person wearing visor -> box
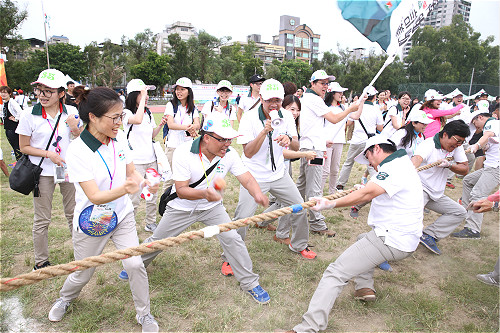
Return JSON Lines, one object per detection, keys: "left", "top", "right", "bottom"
{"left": 121, "top": 112, "right": 272, "bottom": 305}
{"left": 201, "top": 80, "right": 237, "bottom": 127}
{"left": 289, "top": 135, "right": 423, "bottom": 333}
{"left": 16, "top": 69, "right": 81, "bottom": 271}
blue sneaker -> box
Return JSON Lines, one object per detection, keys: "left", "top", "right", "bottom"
{"left": 378, "top": 261, "right": 393, "bottom": 272}
{"left": 118, "top": 270, "right": 129, "bottom": 280}
{"left": 247, "top": 285, "right": 270, "bottom": 304}
{"left": 420, "top": 234, "right": 441, "bottom": 255}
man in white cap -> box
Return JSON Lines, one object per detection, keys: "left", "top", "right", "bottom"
{"left": 411, "top": 120, "right": 470, "bottom": 255}
{"left": 336, "top": 86, "right": 383, "bottom": 191}
{"left": 122, "top": 111, "right": 272, "bottom": 304}
{"left": 237, "top": 74, "right": 265, "bottom": 122}
{"left": 298, "top": 70, "right": 365, "bottom": 237}
{"left": 452, "top": 110, "right": 499, "bottom": 239}
{"left": 230, "top": 78, "right": 316, "bottom": 262}
{"left": 289, "top": 135, "right": 423, "bottom": 333}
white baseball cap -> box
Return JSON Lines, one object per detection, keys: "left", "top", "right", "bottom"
{"left": 468, "top": 109, "right": 490, "bottom": 133}
{"left": 407, "top": 109, "right": 434, "bottom": 124}
{"left": 327, "top": 82, "right": 348, "bottom": 93}
{"left": 477, "top": 100, "right": 490, "bottom": 111}
{"left": 202, "top": 111, "right": 240, "bottom": 139}
{"left": 260, "top": 79, "right": 284, "bottom": 101}
{"left": 31, "top": 69, "right": 67, "bottom": 89}
{"left": 126, "top": 79, "right": 155, "bottom": 93}
{"left": 363, "top": 86, "right": 378, "bottom": 97}
{"left": 449, "top": 88, "right": 464, "bottom": 98}
{"left": 424, "top": 89, "right": 444, "bottom": 101}
{"left": 216, "top": 80, "right": 233, "bottom": 91}
{"left": 173, "top": 77, "right": 193, "bottom": 89}
{"left": 354, "top": 135, "right": 397, "bottom": 165}
{"left": 310, "top": 70, "right": 335, "bottom": 82}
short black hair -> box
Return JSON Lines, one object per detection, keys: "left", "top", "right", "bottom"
{"left": 366, "top": 140, "right": 397, "bottom": 155}
{"left": 66, "top": 81, "right": 74, "bottom": 85}
{"left": 440, "top": 120, "right": 470, "bottom": 139}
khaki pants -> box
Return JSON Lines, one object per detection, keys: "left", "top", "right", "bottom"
{"left": 164, "top": 147, "right": 176, "bottom": 187}
{"left": 423, "top": 191, "right": 467, "bottom": 240}
{"left": 129, "top": 161, "right": 158, "bottom": 226}
{"left": 59, "top": 212, "right": 151, "bottom": 316}
{"left": 322, "top": 143, "right": 344, "bottom": 195}
{"left": 33, "top": 176, "right": 75, "bottom": 266}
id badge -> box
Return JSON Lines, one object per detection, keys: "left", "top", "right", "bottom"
{"left": 54, "top": 164, "right": 69, "bottom": 183}
{"left": 79, "top": 202, "right": 118, "bottom": 237}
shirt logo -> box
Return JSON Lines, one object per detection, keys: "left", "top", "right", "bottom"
{"left": 376, "top": 172, "right": 389, "bottom": 180}
{"left": 118, "top": 150, "right": 125, "bottom": 161}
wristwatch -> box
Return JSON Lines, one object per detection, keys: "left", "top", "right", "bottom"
{"left": 493, "top": 202, "right": 499, "bottom": 212}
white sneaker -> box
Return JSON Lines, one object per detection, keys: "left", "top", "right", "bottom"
{"left": 48, "top": 298, "right": 70, "bottom": 322}
{"left": 144, "top": 223, "right": 157, "bottom": 232}
{"left": 476, "top": 272, "right": 499, "bottom": 286}
{"left": 136, "top": 313, "right": 159, "bottom": 332}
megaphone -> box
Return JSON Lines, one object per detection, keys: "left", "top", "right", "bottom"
{"left": 269, "top": 110, "right": 284, "bottom": 129}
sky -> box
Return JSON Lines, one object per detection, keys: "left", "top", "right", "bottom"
{"left": 15, "top": 0, "right": 500, "bottom": 57}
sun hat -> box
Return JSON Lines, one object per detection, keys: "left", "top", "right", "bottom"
{"left": 260, "top": 79, "right": 285, "bottom": 101}
{"left": 424, "top": 89, "right": 444, "bottom": 101}
{"left": 202, "top": 111, "right": 239, "bottom": 139}
{"left": 216, "top": 80, "right": 233, "bottom": 91}
{"left": 327, "top": 82, "right": 348, "bottom": 93}
{"left": 126, "top": 79, "right": 155, "bottom": 94}
{"left": 310, "top": 70, "right": 335, "bottom": 82}
{"left": 449, "top": 88, "right": 464, "bottom": 98}
{"left": 31, "top": 69, "right": 67, "bottom": 89}
{"left": 354, "top": 135, "right": 397, "bottom": 165}
{"left": 173, "top": 77, "right": 193, "bottom": 89}
{"left": 407, "top": 109, "right": 434, "bottom": 124}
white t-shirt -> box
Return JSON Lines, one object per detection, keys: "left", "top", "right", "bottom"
{"left": 349, "top": 102, "right": 384, "bottom": 144}
{"left": 16, "top": 104, "right": 79, "bottom": 176}
{"left": 414, "top": 135, "right": 467, "bottom": 200}
{"left": 201, "top": 100, "right": 237, "bottom": 122}
{"left": 15, "top": 95, "right": 29, "bottom": 110}
{"left": 482, "top": 118, "right": 499, "bottom": 168}
{"left": 390, "top": 128, "right": 426, "bottom": 158}
{"left": 368, "top": 150, "right": 423, "bottom": 252}
{"left": 324, "top": 104, "right": 348, "bottom": 144}
{"left": 238, "top": 95, "right": 260, "bottom": 113}
{"left": 446, "top": 103, "right": 471, "bottom": 123}
{"left": 123, "top": 109, "right": 157, "bottom": 164}
{"left": 66, "top": 129, "right": 134, "bottom": 231}
{"left": 164, "top": 102, "right": 199, "bottom": 148}
{"left": 381, "top": 104, "right": 404, "bottom": 138}
{"left": 168, "top": 139, "right": 248, "bottom": 211}
{"left": 299, "top": 90, "right": 332, "bottom": 151}
{"left": 237, "top": 107, "right": 298, "bottom": 182}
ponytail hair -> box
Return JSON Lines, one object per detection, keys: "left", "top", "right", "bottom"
{"left": 74, "top": 87, "right": 121, "bottom": 123}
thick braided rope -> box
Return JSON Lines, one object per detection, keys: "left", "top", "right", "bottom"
{"left": 1, "top": 148, "right": 470, "bottom": 292}
{"left": 0, "top": 188, "right": 356, "bottom": 292}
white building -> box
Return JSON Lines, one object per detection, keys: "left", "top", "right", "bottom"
{"left": 156, "top": 21, "right": 198, "bottom": 55}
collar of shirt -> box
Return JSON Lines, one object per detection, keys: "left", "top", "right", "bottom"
{"left": 80, "top": 128, "right": 117, "bottom": 152}
{"left": 433, "top": 133, "right": 442, "bottom": 149}
{"left": 31, "top": 102, "right": 68, "bottom": 116}
{"left": 365, "top": 101, "right": 374, "bottom": 106}
{"left": 379, "top": 149, "right": 407, "bottom": 168}
{"left": 305, "top": 88, "right": 319, "bottom": 96}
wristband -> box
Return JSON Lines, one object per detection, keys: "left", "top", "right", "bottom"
{"left": 286, "top": 134, "right": 293, "bottom": 143}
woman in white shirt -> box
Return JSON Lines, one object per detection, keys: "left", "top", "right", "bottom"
{"left": 16, "top": 69, "right": 81, "bottom": 270}
{"left": 381, "top": 91, "right": 412, "bottom": 138}
{"left": 201, "top": 80, "right": 237, "bottom": 127}
{"left": 123, "top": 79, "right": 167, "bottom": 233}
{"left": 1, "top": 85, "right": 23, "bottom": 160}
{"left": 163, "top": 77, "right": 200, "bottom": 185}
{"left": 48, "top": 86, "right": 159, "bottom": 332}
{"left": 389, "top": 109, "right": 434, "bottom": 157}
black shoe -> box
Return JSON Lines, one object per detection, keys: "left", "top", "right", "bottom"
{"left": 33, "top": 261, "right": 51, "bottom": 271}
{"left": 451, "top": 227, "right": 480, "bottom": 239}
{"left": 336, "top": 185, "right": 344, "bottom": 191}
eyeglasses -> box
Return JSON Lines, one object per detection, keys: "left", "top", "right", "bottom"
{"left": 34, "top": 88, "right": 57, "bottom": 98}
{"left": 102, "top": 112, "right": 126, "bottom": 124}
{"left": 206, "top": 133, "right": 232, "bottom": 144}
{"left": 451, "top": 135, "right": 465, "bottom": 145}
{"left": 317, "top": 82, "right": 329, "bottom": 86}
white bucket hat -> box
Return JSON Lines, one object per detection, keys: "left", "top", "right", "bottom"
{"left": 408, "top": 109, "right": 434, "bottom": 124}
{"left": 126, "top": 79, "right": 155, "bottom": 93}
{"left": 216, "top": 80, "right": 233, "bottom": 91}
{"left": 424, "top": 89, "right": 444, "bottom": 101}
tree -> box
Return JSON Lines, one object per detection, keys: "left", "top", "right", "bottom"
{"left": 0, "top": 0, "right": 28, "bottom": 55}
{"left": 406, "top": 15, "right": 499, "bottom": 85}
{"left": 130, "top": 51, "right": 171, "bottom": 95}
{"left": 277, "top": 60, "right": 312, "bottom": 88}
{"left": 167, "top": 33, "right": 190, "bottom": 82}
{"left": 187, "top": 31, "right": 221, "bottom": 83}
{"left": 127, "top": 29, "right": 155, "bottom": 66}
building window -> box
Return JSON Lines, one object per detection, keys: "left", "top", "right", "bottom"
{"left": 286, "top": 42, "right": 293, "bottom": 47}
{"left": 181, "top": 27, "right": 188, "bottom": 32}
{"left": 295, "top": 37, "right": 310, "bottom": 48}
{"left": 286, "top": 33, "right": 294, "bottom": 39}
{"left": 313, "top": 38, "right": 319, "bottom": 43}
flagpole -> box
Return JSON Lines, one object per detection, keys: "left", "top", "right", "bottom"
{"left": 41, "top": 0, "right": 50, "bottom": 69}
{"left": 467, "top": 67, "right": 474, "bottom": 106}
{"left": 367, "top": 53, "right": 396, "bottom": 89}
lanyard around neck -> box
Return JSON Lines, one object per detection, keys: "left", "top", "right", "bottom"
{"left": 199, "top": 147, "right": 218, "bottom": 187}
{"left": 96, "top": 140, "right": 117, "bottom": 190}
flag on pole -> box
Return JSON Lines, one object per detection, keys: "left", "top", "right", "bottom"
{"left": 0, "top": 59, "right": 7, "bottom": 87}
{"left": 338, "top": 0, "right": 439, "bottom": 56}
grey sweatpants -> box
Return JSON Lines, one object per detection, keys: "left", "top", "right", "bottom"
{"left": 461, "top": 166, "right": 500, "bottom": 232}
{"left": 293, "top": 230, "right": 412, "bottom": 333}
{"left": 142, "top": 203, "right": 260, "bottom": 291}
{"left": 33, "top": 176, "right": 75, "bottom": 266}
{"left": 233, "top": 171, "right": 309, "bottom": 251}
{"left": 423, "top": 191, "right": 467, "bottom": 240}
{"left": 296, "top": 149, "right": 329, "bottom": 232}
{"left": 59, "top": 212, "right": 151, "bottom": 316}
{"left": 130, "top": 161, "right": 159, "bottom": 226}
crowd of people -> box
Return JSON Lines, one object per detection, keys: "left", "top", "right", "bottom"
{"left": 0, "top": 68, "right": 498, "bottom": 333}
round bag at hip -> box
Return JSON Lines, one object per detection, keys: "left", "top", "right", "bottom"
{"left": 79, "top": 204, "right": 118, "bottom": 237}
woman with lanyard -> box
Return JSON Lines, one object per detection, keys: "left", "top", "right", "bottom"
{"left": 163, "top": 77, "right": 200, "bottom": 185}
{"left": 201, "top": 80, "right": 237, "bottom": 127}
{"left": 123, "top": 79, "right": 167, "bottom": 233}
{"left": 0, "top": 85, "right": 23, "bottom": 160}
{"left": 390, "top": 109, "right": 434, "bottom": 157}
{"left": 48, "top": 87, "right": 160, "bottom": 332}
{"left": 380, "top": 91, "right": 412, "bottom": 138}
{"left": 16, "top": 69, "right": 81, "bottom": 271}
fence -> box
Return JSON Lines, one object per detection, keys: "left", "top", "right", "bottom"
{"left": 397, "top": 83, "right": 499, "bottom": 100}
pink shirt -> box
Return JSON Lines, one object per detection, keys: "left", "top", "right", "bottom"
{"left": 488, "top": 190, "right": 500, "bottom": 203}
{"left": 422, "top": 104, "right": 464, "bottom": 138}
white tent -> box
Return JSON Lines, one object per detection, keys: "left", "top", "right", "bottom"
{"left": 444, "top": 88, "right": 467, "bottom": 99}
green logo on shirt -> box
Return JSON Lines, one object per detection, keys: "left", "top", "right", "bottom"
{"left": 376, "top": 172, "right": 389, "bottom": 180}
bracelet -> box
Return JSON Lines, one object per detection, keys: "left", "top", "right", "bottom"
{"left": 45, "top": 151, "right": 48, "bottom": 158}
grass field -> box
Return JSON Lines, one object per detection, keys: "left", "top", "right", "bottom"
{"left": 0, "top": 113, "right": 498, "bottom": 332}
